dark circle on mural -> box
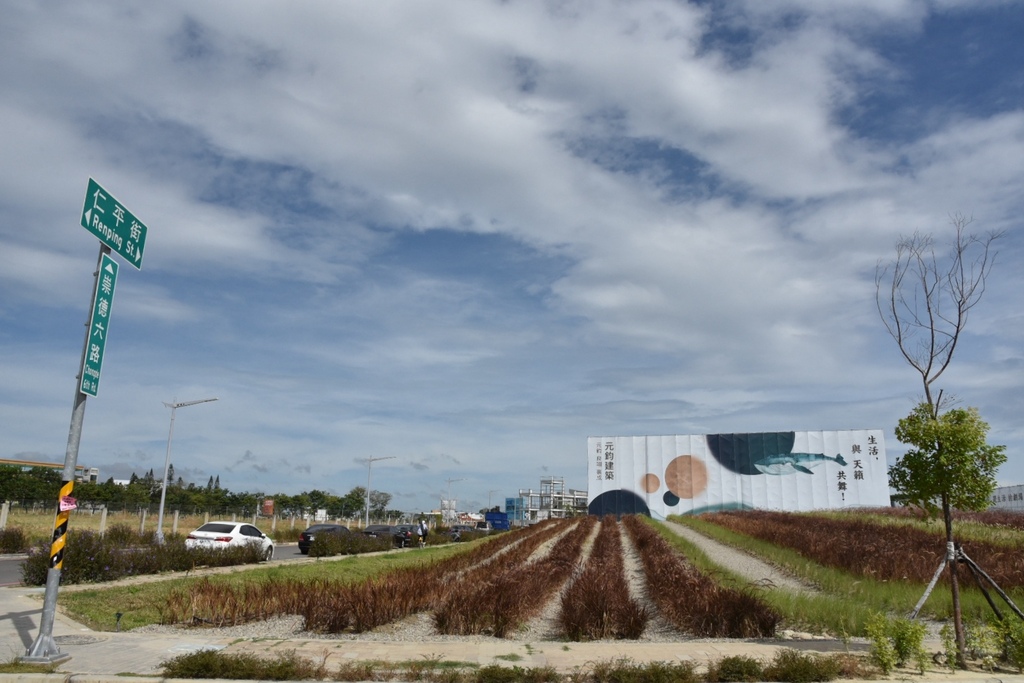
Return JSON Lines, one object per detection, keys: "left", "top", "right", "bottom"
{"left": 641, "top": 473, "right": 660, "bottom": 493}
{"left": 706, "top": 432, "right": 796, "bottom": 475}
{"left": 588, "top": 490, "right": 651, "bottom": 517}
{"left": 663, "top": 491, "right": 680, "bottom": 506}
{"left": 664, "top": 455, "right": 708, "bottom": 499}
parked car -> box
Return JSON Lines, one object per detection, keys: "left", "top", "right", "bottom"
{"left": 298, "top": 523, "right": 350, "bottom": 555}
{"left": 449, "top": 524, "right": 476, "bottom": 541}
{"left": 361, "top": 524, "right": 406, "bottom": 547}
{"left": 185, "top": 521, "right": 274, "bottom": 560}
{"left": 393, "top": 524, "right": 418, "bottom": 547}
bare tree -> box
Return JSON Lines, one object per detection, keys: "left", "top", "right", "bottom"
{"left": 875, "top": 213, "right": 1003, "bottom": 667}
{"left": 875, "top": 213, "right": 1003, "bottom": 414}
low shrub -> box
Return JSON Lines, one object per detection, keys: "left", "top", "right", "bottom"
{"left": 104, "top": 523, "right": 141, "bottom": 545}
{"left": 309, "top": 533, "right": 391, "bottom": 557}
{"left": 706, "top": 655, "right": 763, "bottom": 682}
{"left": 21, "top": 529, "right": 267, "bottom": 585}
{"left": 588, "top": 658, "right": 701, "bottom": 683}
{"left": 1000, "top": 618, "right": 1024, "bottom": 672}
{"left": 865, "top": 612, "right": 926, "bottom": 674}
{"left": 0, "top": 526, "right": 28, "bottom": 553}
{"left": 761, "top": 649, "right": 841, "bottom": 682}
{"left": 474, "top": 664, "right": 559, "bottom": 683}
{"left": 162, "top": 648, "right": 327, "bottom": 680}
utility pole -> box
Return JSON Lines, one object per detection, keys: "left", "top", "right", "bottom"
{"left": 364, "top": 456, "right": 395, "bottom": 527}
{"left": 156, "top": 397, "right": 218, "bottom": 543}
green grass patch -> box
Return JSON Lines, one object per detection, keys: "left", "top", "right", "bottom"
{"left": 667, "top": 514, "right": 1024, "bottom": 634}
{"left": 0, "top": 659, "right": 59, "bottom": 674}
{"left": 60, "top": 542, "right": 468, "bottom": 631}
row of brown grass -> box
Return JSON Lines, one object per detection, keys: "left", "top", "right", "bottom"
{"left": 162, "top": 521, "right": 560, "bottom": 632}
{"left": 434, "top": 517, "right": 596, "bottom": 637}
{"left": 558, "top": 516, "right": 648, "bottom": 640}
{"left": 623, "top": 515, "right": 780, "bottom": 638}
{"left": 701, "top": 509, "right": 1024, "bottom": 588}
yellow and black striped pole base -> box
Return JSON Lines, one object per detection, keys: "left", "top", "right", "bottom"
{"left": 49, "top": 480, "right": 74, "bottom": 569}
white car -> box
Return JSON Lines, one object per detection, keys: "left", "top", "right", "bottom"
{"left": 185, "top": 521, "right": 275, "bottom": 560}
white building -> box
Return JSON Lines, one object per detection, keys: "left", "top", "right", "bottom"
{"left": 990, "top": 484, "right": 1024, "bottom": 512}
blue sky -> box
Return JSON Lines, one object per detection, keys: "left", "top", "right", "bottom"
{"left": 2, "top": 0, "right": 1022, "bottom": 514}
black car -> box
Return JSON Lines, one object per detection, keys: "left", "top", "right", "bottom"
{"left": 393, "top": 524, "right": 418, "bottom": 547}
{"left": 362, "top": 524, "right": 413, "bottom": 548}
{"left": 298, "top": 523, "right": 350, "bottom": 555}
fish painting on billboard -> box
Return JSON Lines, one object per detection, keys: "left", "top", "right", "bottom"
{"left": 753, "top": 452, "right": 848, "bottom": 475}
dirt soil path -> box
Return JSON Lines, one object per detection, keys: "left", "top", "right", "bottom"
{"left": 661, "top": 520, "right": 818, "bottom": 594}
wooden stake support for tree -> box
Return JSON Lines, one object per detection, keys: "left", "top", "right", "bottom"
{"left": 910, "top": 543, "right": 1024, "bottom": 623}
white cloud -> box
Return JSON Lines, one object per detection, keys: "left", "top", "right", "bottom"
{"left": 2, "top": 0, "right": 1023, "bottom": 505}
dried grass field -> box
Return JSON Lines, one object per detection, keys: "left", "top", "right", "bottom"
{"left": 59, "top": 509, "right": 1024, "bottom": 647}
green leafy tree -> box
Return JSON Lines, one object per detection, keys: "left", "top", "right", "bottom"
{"left": 369, "top": 490, "right": 392, "bottom": 516}
{"left": 891, "top": 404, "right": 1005, "bottom": 515}
{"left": 876, "top": 216, "right": 1004, "bottom": 667}
{"left": 341, "top": 486, "right": 367, "bottom": 518}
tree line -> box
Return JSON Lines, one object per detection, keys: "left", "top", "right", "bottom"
{"left": 0, "top": 465, "right": 403, "bottom": 519}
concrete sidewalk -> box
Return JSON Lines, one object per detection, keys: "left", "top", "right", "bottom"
{"left": 2, "top": 582, "right": 1021, "bottom": 683}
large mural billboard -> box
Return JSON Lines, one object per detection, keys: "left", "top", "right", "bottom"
{"left": 587, "top": 430, "right": 889, "bottom": 518}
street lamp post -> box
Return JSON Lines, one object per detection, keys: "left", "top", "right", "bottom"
{"left": 156, "top": 397, "right": 218, "bottom": 543}
{"left": 488, "top": 489, "right": 499, "bottom": 509}
{"left": 364, "top": 456, "right": 395, "bottom": 527}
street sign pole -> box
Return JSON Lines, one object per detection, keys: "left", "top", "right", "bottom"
{"left": 24, "top": 244, "right": 111, "bottom": 664}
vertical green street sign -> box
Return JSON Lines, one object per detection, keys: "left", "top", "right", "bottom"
{"left": 80, "top": 178, "right": 147, "bottom": 269}
{"left": 80, "top": 254, "right": 118, "bottom": 397}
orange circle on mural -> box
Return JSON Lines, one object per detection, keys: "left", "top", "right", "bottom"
{"left": 641, "top": 473, "right": 660, "bottom": 493}
{"left": 664, "top": 455, "right": 707, "bottom": 499}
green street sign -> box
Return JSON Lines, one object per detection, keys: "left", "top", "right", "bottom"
{"left": 81, "top": 254, "right": 118, "bottom": 397}
{"left": 80, "top": 178, "right": 147, "bottom": 269}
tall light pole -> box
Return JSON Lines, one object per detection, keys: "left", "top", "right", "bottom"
{"left": 488, "top": 489, "right": 500, "bottom": 509}
{"left": 364, "top": 456, "right": 395, "bottom": 527}
{"left": 445, "top": 477, "right": 463, "bottom": 525}
{"left": 157, "top": 397, "right": 218, "bottom": 543}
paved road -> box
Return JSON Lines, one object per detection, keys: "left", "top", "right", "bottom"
{"left": 0, "top": 555, "right": 24, "bottom": 587}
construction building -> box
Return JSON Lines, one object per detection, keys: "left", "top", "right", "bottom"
{"left": 506, "top": 476, "right": 587, "bottom": 523}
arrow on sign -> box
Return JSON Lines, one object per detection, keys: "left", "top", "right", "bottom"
{"left": 80, "top": 179, "right": 148, "bottom": 270}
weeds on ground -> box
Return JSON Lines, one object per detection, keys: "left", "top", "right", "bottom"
{"left": 0, "top": 653, "right": 58, "bottom": 674}
{"left": 160, "top": 649, "right": 861, "bottom": 682}
{"left": 864, "top": 612, "right": 927, "bottom": 674}
{"left": 941, "top": 617, "right": 1024, "bottom": 673}
{"left": 1001, "top": 617, "right": 1024, "bottom": 672}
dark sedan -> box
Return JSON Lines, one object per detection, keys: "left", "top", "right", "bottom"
{"left": 361, "top": 524, "right": 413, "bottom": 547}
{"left": 298, "top": 523, "right": 350, "bottom": 555}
